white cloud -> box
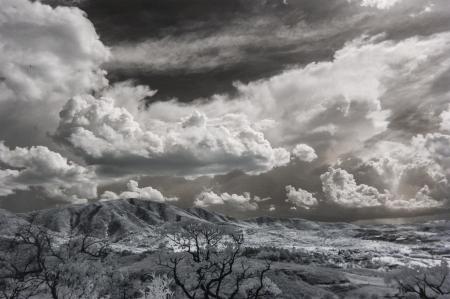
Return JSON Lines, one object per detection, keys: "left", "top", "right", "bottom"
{"left": 285, "top": 185, "right": 318, "bottom": 209}
{"left": 56, "top": 95, "right": 164, "bottom": 159}
{"left": 0, "top": 0, "right": 109, "bottom": 145}
{"left": 0, "top": 0, "right": 108, "bottom": 102}
{"left": 320, "top": 167, "right": 390, "bottom": 208}
{"left": 0, "top": 142, "right": 97, "bottom": 203}
{"left": 194, "top": 191, "right": 263, "bottom": 212}
{"left": 101, "top": 81, "right": 157, "bottom": 117}
{"left": 440, "top": 106, "right": 450, "bottom": 132}
{"left": 55, "top": 95, "right": 290, "bottom": 176}
{"left": 109, "top": 34, "right": 252, "bottom": 72}
{"left": 354, "top": 0, "right": 404, "bottom": 9}
{"left": 338, "top": 130, "right": 450, "bottom": 209}
{"left": 386, "top": 185, "right": 442, "bottom": 210}
{"left": 291, "top": 144, "right": 318, "bottom": 162}
{"left": 365, "top": 134, "right": 450, "bottom": 193}
{"left": 0, "top": 169, "right": 21, "bottom": 197}
{"left": 100, "top": 180, "right": 177, "bottom": 203}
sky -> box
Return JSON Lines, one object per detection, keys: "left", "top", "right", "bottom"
{"left": 0, "top": 0, "right": 450, "bottom": 221}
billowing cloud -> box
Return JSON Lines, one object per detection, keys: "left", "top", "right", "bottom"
{"left": 0, "top": 142, "right": 97, "bottom": 203}
{"left": 100, "top": 180, "right": 177, "bottom": 203}
{"left": 101, "top": 81, "right": 157, "bottom": 117}
{"left": 318, "top": 165, "right": 442, "bottom": 210}
{"left": 334, "top": 127, "right": 450, "bottom": 209}
{"left": 370, "top": 134, "right": 450, "bottom": 203}
{"left": 0, "top": 0, "right": 108, "bottom": 102}
{"left": 385, "top": 185, "right": 442, "bottom": 210}
{"left": 320, "top": 167, "right": 390, "bottom": 208}
{"left": 285, "top": 185, "right": 318, "bottom": 209}
{"left": 0, "top": 0, "right": 109, "bottom": 146}
{"left": 291, "top": 144, "right": 318, "bottom": 162}
{"left": 194, "top": 191, "right": 265, "bottom": 212}
{"left": 55, "top": 95, "right": 164, "bottom": 159}
{"left": 55, "top": 95, "right": 290, "bottom": 176}
{"left": 144, "top": 33, "right": 450, "bottom": 163}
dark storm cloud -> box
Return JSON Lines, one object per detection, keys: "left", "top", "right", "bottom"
{"left": 54, "top": 0, "right": 450, "bottom": 103}
{"left": 94, "top": 0, "right": 357, "bottom": 102}
{"left": 41, "top": 0, "right": 450, "bottom": 105}
{"left": 56, "top": 0, "right": 352, "bottom": 43}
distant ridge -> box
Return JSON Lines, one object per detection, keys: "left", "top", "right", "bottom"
{"left": 13, "top": 199, "right": 235, "bottom": 239}
{"left": 1, "top": 199, "right": 358, "bottom": 241}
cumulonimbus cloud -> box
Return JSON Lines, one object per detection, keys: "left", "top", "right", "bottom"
{"left": 329, "top": 113, "right": 450, "bottom": 210}
{"left": 0, "top": 0, "right": 109, "bottom": 146}
{"left": 352, "top": 134, "right": 450, "bottom": 208}
{"left": 320, "top": 167, "right": 391, "bottom": 208}
{"left": 319, "top": 166, "right": 443, "bottom": 210}
{"left": 54, "top": 95, "right": 290, "bottom": 176}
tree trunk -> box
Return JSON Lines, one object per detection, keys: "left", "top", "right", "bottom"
{"left": 50, "top": 286, "right": 58, "bottom": 299}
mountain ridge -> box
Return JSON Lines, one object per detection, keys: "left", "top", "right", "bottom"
{"left": 13, "top": 199, "right": 237, "bottom": 239}
{"left": 1, "top": 199, "right": 337, "bottom": 239}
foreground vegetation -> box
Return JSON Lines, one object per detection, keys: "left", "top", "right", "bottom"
{"left": 1, "top": 220, "right": 449, "bottom": 299}
{"left": 0, "top": 221, "right": 280, "bottom": 299}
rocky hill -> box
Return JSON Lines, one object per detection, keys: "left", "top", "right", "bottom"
{"left": 4, "top": 199, "right": 234, "bottom": 239}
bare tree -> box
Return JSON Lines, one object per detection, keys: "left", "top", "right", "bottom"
{"left": 0, "top": 224, "right": 52, "bottom": 299}
{"left": 0, "top": 223, "right": 112, "bottom": 299}
{"left": 387, "top": 260, "right": 450, "bottom": 299}
{"left": 158, "top": 221, "right": 281, "bottom": 299}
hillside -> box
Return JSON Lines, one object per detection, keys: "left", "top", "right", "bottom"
{"left": 16, "top": 199, "right": 233, "bottom": 240}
